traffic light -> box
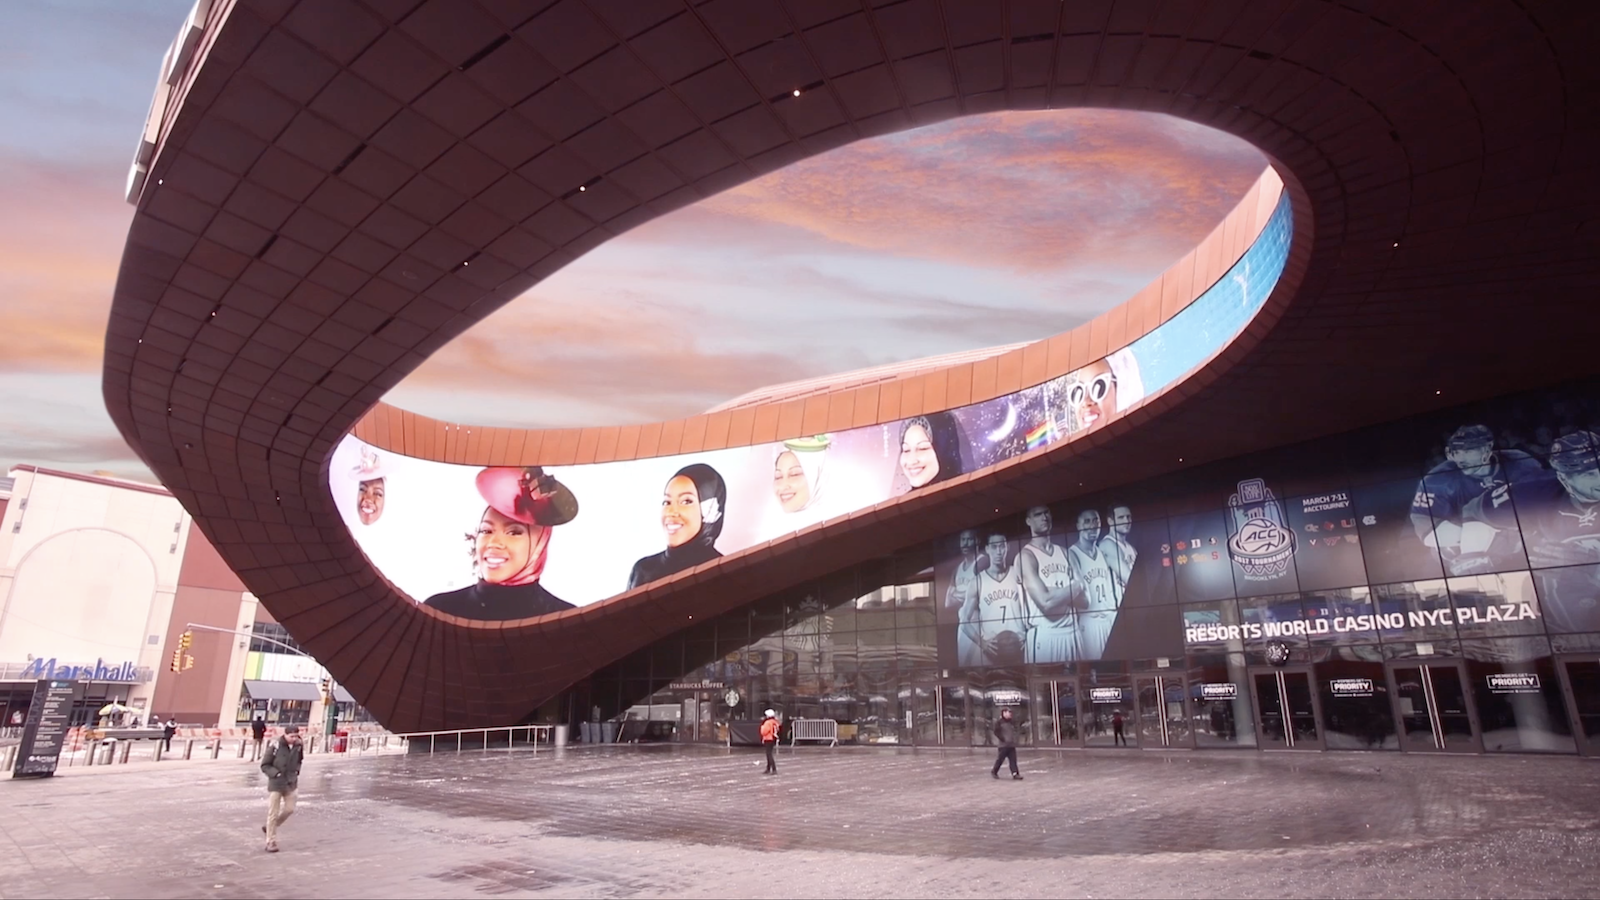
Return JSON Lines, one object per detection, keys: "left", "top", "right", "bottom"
{"left": 170, "top": 649, "right": 183, "bottom": 673}
{"left": 178, "top": 630, "right": 193, "bottom": 651}
{"left": 319, "top": 676, "right": 333, "bottom": 704}
{"left": 183, "top": 655, "right": 194, "bottom": 670}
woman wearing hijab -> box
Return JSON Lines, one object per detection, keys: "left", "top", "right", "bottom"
{"left": 628, "top": 463, "right": 727, "bottom": 590}
{"left": 772, "top": 435, "right": 830, "bottom": 513}
{"left": 423, "top": 466, "right": 579, "bottom": 621}
{"left": 898, "top": 411, "right": 967, "bottom": 491}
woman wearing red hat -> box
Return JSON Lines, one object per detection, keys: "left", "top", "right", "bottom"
{"left": 424, "top": 466, "right": 579, "bottom": 621}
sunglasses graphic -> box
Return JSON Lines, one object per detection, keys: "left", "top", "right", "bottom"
{"left": 1068, "top": 372, "right": 1116, "bottom": 407}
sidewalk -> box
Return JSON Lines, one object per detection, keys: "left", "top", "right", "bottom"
{"left": 4, "top": 730, "right": 404, "bottom": 775}
{"left": 1, "top": 744, "right": 1596, "bottom": 899}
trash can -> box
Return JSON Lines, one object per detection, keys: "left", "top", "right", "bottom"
{"left": 334, "top": 730, "right": 349, "bottom": 753}
{"left": 601, "top": 721, "right": 617, "bottom": 744}
{"left": 553, "top": 724, "right": 568, "bottom": 748}
{"left": 580, "top": 721, "right": 592, "bottom": 743}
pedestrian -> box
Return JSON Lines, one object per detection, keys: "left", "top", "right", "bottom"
{"left": 250, "top": 715, "right": 267, "bottom": 760}
{"left": 991, "top": 708, "right": 1023, "bottom": 780}
{"left": 760, "top": 709, "right": 780, "bottom": 775}
{"left": 1112, "top": 710, "right": 1127, "bottom": 747}
{"left": 162, "top": 717, "right": 177, "bottom": 752}
{"left": 259, "top": 724, "right": 304, "bottom": 853}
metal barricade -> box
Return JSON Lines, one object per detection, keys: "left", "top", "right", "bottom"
{"left": 789, "top": 718, "right": 840, "bottom": 747}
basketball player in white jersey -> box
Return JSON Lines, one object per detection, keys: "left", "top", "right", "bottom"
{"left": 1017, "top": 505, "right": 1084, "bottom": 665}
{"left": 976, "top": 532, "right": 1029, "bottom": 667}
{"left": 1068, "top": 509, "right": 1117, "bottom": 660}
{"left": 1099, "top": 504, "right": 1137, "bottom": 606}
{"left": 946, "top": 529, "right": 987, "bottom": 668}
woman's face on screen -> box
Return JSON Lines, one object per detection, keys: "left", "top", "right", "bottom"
{"left": 773, "top": 451, "right": 811, "bottom": 512}
{"left": 476, "top": 507, "right": 530, "bottom": 584}
{"left": 661, "top": 475, "right": 703, "bottom": 548}
{"left": 900, "top": 424, "right": 939, "bottom": 488}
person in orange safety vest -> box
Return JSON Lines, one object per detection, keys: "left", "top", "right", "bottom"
{"left": 760, "top": 709, "right": 780, "bottom": 775}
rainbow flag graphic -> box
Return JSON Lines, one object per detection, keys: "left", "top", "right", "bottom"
{"left": 1024, "top": 420, "right": 1056, "bottom": 450}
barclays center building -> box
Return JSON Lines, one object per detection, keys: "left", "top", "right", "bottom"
{"left": 106, "top": 0, "right": 1600, "bottom": 759}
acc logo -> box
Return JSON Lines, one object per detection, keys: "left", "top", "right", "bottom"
{"left": 1227, "top": 478, "right": 1296, "bottom": 581}
{"left": 1229, "top": 517, "right": 1295, "bottom": 579}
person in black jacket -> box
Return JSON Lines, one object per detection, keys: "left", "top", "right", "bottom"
{"left": 259, "top": 725, "right": 304, "bottom": 853}
{"left": 991, "top": 708, "right": 1023, "bottom": 780}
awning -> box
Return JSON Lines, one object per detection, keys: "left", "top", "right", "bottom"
{"left": 334, "top": 685, "right": 355, "bottom": 704}
{"left": 242, "top": 680, "right": 322, "bottom": 702}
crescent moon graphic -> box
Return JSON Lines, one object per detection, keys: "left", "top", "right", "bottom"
{"left": 986, "top": 402, "right": 1017, "bottom": 443}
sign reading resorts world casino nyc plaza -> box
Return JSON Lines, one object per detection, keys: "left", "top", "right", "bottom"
{"left": 1183, "top": 602, "right": 1541, "bottom": 646}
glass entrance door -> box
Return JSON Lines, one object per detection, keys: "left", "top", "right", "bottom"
{"left": 1030, "top": 679, "right": 1080, "bottom": 747}
{"left": 675, "top": 692, "right": 725, "bottom": 743}
{"left": 1134, "top": 674, "right": 1193, "bottom": 748}
{"left": 911, "top": 681, "right": 972, "bottom": 746}
{"left": 1557, "top": 656, "right": 1600, "bottom": 757}
{"left": 942, "top": 683, "right": 972, "bottom": 746}
{"left": 1251, "top": 667, "right": 1325, "bottom": 750}
{"left": 1561, "top": 656, "right": 1600, "bottom": 752}
{"left": 1082, "top": 683, "right": 1134, "bottom": 748}
{"left": 1387, "top": 660, "right": 1480, "bottom": 753}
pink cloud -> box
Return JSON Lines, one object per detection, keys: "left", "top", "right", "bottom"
{"left": 629, "top": 109, "right": 1266, "bottom": 275}
{"left": 0, "top": 153, "right": 134, "bottom": 371}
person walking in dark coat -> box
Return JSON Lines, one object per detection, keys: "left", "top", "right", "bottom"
{"left": 991, "top": 708, "right": 1023, "bottom": 780}
{"left": 161, "top": 717, "right": 176, "bottom": 752}
{"left": 250, "top": 715, "right": 267, "bottom": 760}
{"left": 1112, "top": 710, "right": 1128, "bottom": 747}
{"left": 259, "top": 725, "right": 304, "bottom": 853}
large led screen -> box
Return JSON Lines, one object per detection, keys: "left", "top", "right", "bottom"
{"left": 922, "top": 375, "right": 1600, "bottom": 667}
{"left": 329, "top": 191, "right": 1293, "bottom": 621}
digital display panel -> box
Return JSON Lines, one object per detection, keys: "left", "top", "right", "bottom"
{"left": 330, "top": 193, "right": 1294, "bottom": 621}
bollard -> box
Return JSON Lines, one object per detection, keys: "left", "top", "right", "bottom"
{"left": 120, "top": 741, "right": 132, "bottom": 764}
{"left": 211, "top": 738, "right": 221, "bottom": 759}
{"left": 184, "top": 739, "right": 194, "bottom": 760}
{"left": 553, "top": 723, "right": 568, "bottom": 748}
{"left": 154, "top": 741, "right": 163, "bottom": 762}
{"left": 237, "top": 739, "right": 247, "bottom": 758}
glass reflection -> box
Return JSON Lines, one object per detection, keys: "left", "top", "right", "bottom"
{"left": 1314, "top": 656, "right": 1396, "bottom": 750}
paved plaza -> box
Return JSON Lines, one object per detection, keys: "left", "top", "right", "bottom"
{"left": 1, "top": 744, "right": 1597, "bottom": 899}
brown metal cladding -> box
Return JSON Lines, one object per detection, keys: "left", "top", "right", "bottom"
{"left": 105, "top": 0, "right": 1600, "bottom": 731}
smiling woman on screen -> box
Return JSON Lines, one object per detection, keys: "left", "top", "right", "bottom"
{"left": 628, "top": 463, "right": 728, "bottom": 591}
{"left": 423, "top": 466, "right": 579, "bottom": 621}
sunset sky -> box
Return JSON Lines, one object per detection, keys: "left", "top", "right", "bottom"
{"left": 1, "top": 1, "right": 1266, "bottom": 482}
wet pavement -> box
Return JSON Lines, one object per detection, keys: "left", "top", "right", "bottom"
{"left": 1, "top": 744, "right": 1597, "bottom": 898}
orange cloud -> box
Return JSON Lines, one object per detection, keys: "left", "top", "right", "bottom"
{"left": 685, "top": 109, "right": 1265, "bottom": 274}
{"left": 391, "top": 291, "right": 806, "bottom": 426}
{"left": 396, "top": 109, "right": 1266, "bottom": 428}
{"left": 0, "top": 153, "right": 134, "bottom": 371}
